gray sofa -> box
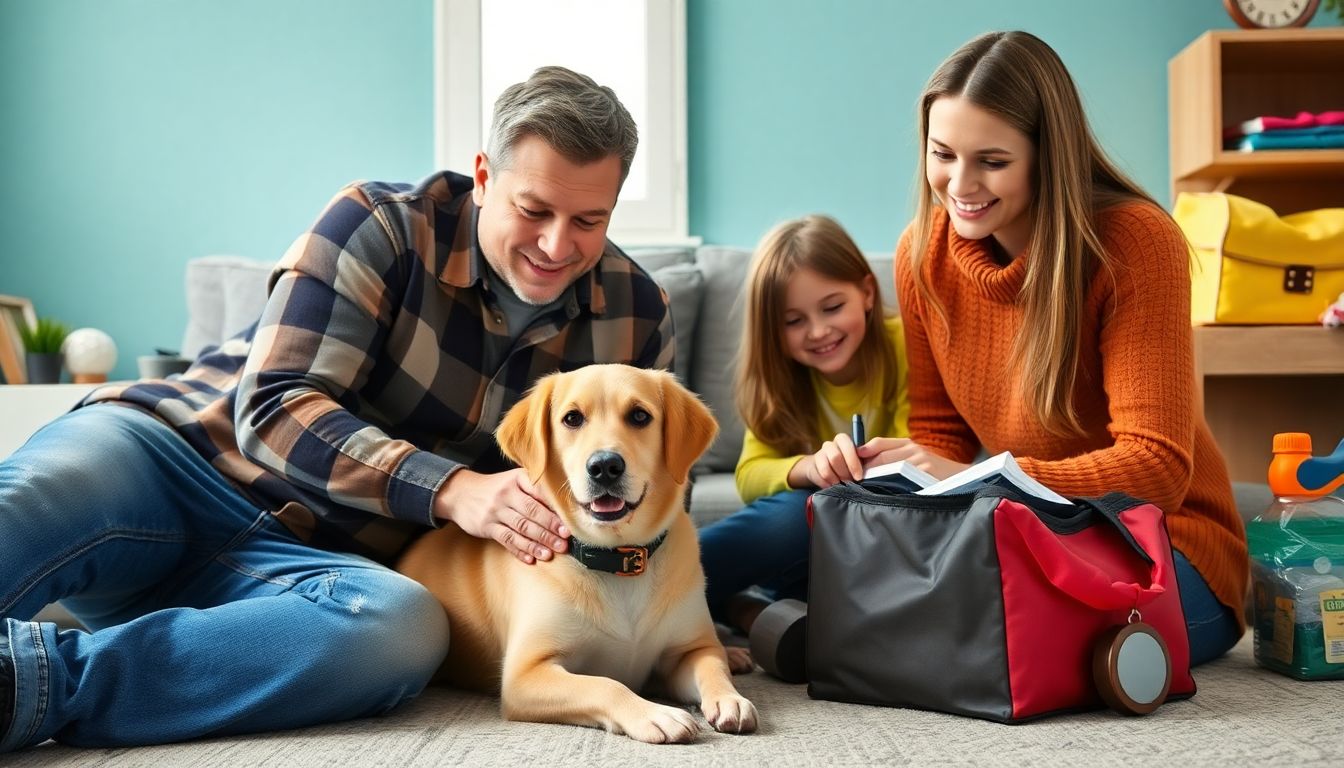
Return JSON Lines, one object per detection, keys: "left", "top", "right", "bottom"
{"left": 180, "top": 248, "right": 1273, "bottom": 525}
{"left": 179, "top": 246, "right": 901, "bottom": 528}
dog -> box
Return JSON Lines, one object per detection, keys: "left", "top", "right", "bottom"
{"left": 397, "top": 364, "right": 758, "bottom": 743}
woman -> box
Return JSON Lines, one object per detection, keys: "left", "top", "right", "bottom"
{"left": 864, "top": 31, "right": 1247, "bottom": 665}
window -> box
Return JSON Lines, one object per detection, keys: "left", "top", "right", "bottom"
{"left": 434, "top": 0, "right": 693, "bottom": 245}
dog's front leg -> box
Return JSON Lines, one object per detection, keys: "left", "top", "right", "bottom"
{"left": 501, "top": 652, "right": 701, "bottom": 744}
{"left": 661, "top": 631, "right": 759, "bottom": 735}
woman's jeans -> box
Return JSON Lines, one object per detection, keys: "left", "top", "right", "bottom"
{"left": 1173, "top": 547, "right": 1243, "bottom": 667}
{"left": 698, "top": 488, "right": 1242, "bottom": 667}
{"left": 0, "top": 406, "right": 448, "bottom": 751}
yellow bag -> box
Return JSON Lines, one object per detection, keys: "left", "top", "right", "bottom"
{"left": 1173, "top": 192, "right": 1344, "bottom": 325}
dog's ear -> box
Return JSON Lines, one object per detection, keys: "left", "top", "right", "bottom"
{"left": 660, "top": 372, "right": 719, "bottom": 485}
{"left": 496, "top": 374, "right": 556, "bottom": 484}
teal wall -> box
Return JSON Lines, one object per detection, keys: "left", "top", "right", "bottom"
{"left": 2, "top": 1, "right": 1333, "bottom": 380}
{"left": 0, "top": 0, "right": 433, "bottom": 381}
{"left": 687, "top": 0, "right": 1271, "bottom": 249}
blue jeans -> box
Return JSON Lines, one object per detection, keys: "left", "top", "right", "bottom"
{"left": 698, "top": 490, "right": 812, "bottom": 621}
{"left": 697, "top": 489, "right": 1241, "bottom": 667}
{"left": 1172, "top": 548, "right": 1242, "bottom": 666}
{"left": 0, "top": 406, "right": 448, "bottom": 751}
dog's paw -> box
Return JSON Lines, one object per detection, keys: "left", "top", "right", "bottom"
{"left": 724, "top": 645, "right": 755, "bottom": 674}
{"left": 702, "top": 693, "right": 758, "bottom": 734}
{"left": 617, "top": 702, "right": 702, "bottom": 744}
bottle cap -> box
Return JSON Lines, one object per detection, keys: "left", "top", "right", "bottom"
{"left": 1269, "top": 434, "right": 1344, "bottom": 499}
{"left": 1272, "top": 432, "right": 1313, "bottom": 454}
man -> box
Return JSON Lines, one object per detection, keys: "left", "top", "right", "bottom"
{"left": 0, "top": 66, "right": 672, "bottom": 752}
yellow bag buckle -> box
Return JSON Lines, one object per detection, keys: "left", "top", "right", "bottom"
{"left": 1283, "top": 265, "right": 1314, "bottom": 294}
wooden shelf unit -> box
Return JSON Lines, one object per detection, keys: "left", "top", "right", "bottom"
{"left": 1194, "top": 326, "right": 1344, "bottom": 378}
{"left": 1194, "top": 327, "right": 1344, "bottom": 484}
{"left": 1169, "top": 28, "right": 1344, "bottom": 212}
{"left": 1177, "top": 148, "right": 1344, "bottom": 179}
{"left": 1170, "top": 29, "right": 1344, "bottom": 482}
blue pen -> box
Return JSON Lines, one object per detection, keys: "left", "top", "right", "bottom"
{"left": 851, "top": 413, "right": 865, "bottom": 446}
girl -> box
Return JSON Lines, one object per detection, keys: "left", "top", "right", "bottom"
{"left": 869, "top": 31, "right": 1247, "bottom": 666}
{"left": 699, "top": 214, "right": 910, "bottom": 635}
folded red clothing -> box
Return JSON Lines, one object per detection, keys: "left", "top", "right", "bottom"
{"left": 1222, "top": 110, "right": 1344, "bottom": 140}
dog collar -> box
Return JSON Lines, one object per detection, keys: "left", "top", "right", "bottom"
{"left": 567, "top": 532, "right": 667, "bottom": 577}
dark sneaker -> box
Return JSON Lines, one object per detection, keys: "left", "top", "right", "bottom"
{"left": 748, "top": 598, "right": 807, "bottom": 684}
{"left": 724, "top": 588, "right": 774, "bottom": 637}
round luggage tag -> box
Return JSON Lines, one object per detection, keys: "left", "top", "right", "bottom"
{"left": 1092, "top": 609, "right": 1172, "bottom": 716}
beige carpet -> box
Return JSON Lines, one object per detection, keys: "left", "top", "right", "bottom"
{"left": 8, "top": 635, "right": 1342, "bottom": 767}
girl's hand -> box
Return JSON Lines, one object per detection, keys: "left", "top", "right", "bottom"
{"left": 788, "top": 433, "right": 865, "bottom": 489}
{"left": 857, "top": 438, "right": 971, "bottom": 481}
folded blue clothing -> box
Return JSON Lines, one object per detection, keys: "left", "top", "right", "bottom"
{"left": 1236, "top": 126, "right": 1344, "bottom": 151}
{"left": 1243, "top": 126, "right": 1344, "bottom": 139}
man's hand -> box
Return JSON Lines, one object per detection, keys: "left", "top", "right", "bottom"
{"left": 433, "top": 469, "right": 570, "bottom": 564}
{"left": 857, "top": 438, "right": 970, "bottom": 481}
{"left": 787, "top": 433, "right": 865, "bottom": 490}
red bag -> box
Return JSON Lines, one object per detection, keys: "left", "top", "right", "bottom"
{"left": 807, "top": 485, "right": 1195, "bottom": 722}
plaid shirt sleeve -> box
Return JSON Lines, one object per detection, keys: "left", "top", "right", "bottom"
{"left": 235, "top": 185, "right": 456, "bottom": 528}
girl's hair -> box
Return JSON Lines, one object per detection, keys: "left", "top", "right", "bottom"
{"left": 736, "top": 215, "right": 898, "bottom": 455}
{"left": 909, "top": 31, "right": 1163, "bottom": 435}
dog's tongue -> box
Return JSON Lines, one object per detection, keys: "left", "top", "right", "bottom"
{"left": 591, "top": 495, "right": 626, "bottom": 513}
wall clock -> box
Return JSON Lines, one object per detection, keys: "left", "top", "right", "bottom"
{"left": 1223, "top": 0, "right": 1320, "bottom": 28}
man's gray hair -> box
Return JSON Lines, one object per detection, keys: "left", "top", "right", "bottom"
{"left": 485, "top": 66, "right": 638, "bottom": 185}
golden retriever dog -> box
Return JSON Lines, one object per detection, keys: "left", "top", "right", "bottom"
{"left": 397, "top": 364, "right": 758, "bottom": 743}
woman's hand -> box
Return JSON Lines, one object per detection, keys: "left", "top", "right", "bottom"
{"left": 857, "top": 438, "right": 971, "bottom": 481}
{"left": 788, "top": 433, "right": 865, "bottom": 489}
{"left": 433, "top": 468, "right": 570, "bottom": 564}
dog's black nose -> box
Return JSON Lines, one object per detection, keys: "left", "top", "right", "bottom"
{"left": 586, "top": 451, "right": 625, "bottom": 486}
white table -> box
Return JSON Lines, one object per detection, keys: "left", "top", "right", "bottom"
{"left": 0, "top": 383, "right": 103, "bottom": 461}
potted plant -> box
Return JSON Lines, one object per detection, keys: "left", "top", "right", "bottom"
{"left": 19, "top": 317, "right": 71, "bottom": 384}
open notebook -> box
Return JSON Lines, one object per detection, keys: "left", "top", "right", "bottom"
{"left": 863, "top": 451, "right": 1070, "bottom": 505}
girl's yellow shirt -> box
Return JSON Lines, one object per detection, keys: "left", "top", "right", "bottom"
{"left": 734, "top": 316, "right": 910, "bottom": 503}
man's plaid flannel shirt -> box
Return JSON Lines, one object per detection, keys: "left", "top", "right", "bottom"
{"left": 81, "top": 172, "right": 674, "bottom": 562}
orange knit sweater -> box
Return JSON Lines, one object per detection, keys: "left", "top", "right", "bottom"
{"left": 895, "top": 203, "right": 1248, "bottom": 626}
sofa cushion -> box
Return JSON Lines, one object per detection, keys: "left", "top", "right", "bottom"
{"left": 867, "top": 251, "right": 898, "bottom": 312}
{"left": 688, "top": 472, "right": 745, "bottom": 528}
{"left": 626, "top": 246, "right": 696, "bottom": 273}
{"left": 687, "top": 247, "right": 752, "bottom": 473}
{"left": 646, "top": 262, "right": 704, "bottom": 383}
{"left": 181, "top": 255, "right": 271, "bottom": 358}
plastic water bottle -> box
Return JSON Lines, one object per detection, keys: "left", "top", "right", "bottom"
{"left": 1282, "top": 565, "right": 1344, "bottom": 624}
{"left": 1247, "top": 433, "right": 1344, "bottom": 681}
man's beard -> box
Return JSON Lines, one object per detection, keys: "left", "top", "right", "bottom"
{"left": 500, "top": 262, "right": 565, "bottom": 306}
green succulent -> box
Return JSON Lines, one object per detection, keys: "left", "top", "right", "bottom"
{"left": 19, "top": 317, "right": 71, "bottom": 355}
{"left": 1326, "top": 0, "right": 1344, "bottom": 23}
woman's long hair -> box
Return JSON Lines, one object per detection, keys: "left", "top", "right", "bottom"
{"left": 736, "top": 215, "right": 898, "bottom": 455}
{"left": 909, "top": 31, "right": 1164, "bottom": 435}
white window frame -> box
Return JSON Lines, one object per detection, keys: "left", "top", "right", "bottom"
{"left": 433, "top": 0, "right": 695, "bottom": 246}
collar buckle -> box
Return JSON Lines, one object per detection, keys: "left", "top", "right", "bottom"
{"left": 615, "top": 545, "right": 648, "bottom": 576}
